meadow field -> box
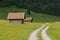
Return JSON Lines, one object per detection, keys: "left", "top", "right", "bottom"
{"left": 47, "top": 23, "right": 60, "bottom": 40}
{"left": 0, "top": 7, "right": 60, "bottom": 40}
{"left": 0, "top": 20, "right": 43, "bottom": 40}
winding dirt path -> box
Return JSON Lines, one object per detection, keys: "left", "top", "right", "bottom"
{"left": 28, "top": 24, "right": 47, "bottom": 40}
{"left": 41, "top": 26, "right": 51, "bottom": 40}
{"left": 28, "top": 23, "right": 51, "bottom": 40}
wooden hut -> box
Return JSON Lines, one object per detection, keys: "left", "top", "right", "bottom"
{"left": 7, "top": 12, "right": 25, "bottom": 24}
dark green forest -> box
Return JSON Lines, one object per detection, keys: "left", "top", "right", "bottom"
{"left": 0, "top": 0, "right": 60, "bottom": 16}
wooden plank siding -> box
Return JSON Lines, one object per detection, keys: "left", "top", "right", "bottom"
{"left": 9, "top": 19, "right": 24, "bottom": 24}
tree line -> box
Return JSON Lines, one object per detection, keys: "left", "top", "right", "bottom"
{"left": 0, "top": 0, "right": 60, "bottom": 16}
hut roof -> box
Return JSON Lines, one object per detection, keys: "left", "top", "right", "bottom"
{"left": 7, "top": 12, "right": 25, "bottom": 19}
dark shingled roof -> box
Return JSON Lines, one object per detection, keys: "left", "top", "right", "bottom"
{"left": 7, "top": 12, "right": 25, "bottom": 19}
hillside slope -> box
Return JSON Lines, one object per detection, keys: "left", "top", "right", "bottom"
{"left": 0, "top": 7, "right": 60, "bottom": 23}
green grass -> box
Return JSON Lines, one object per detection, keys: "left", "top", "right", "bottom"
{"left": 38, "top": 24, "right": 47, "bottom": 40}
{"left": 47, "top": 23, "right": 60, "bottom": 40}
{"left": 0, "top": 6, "right": 26, "bottom": 20}
{"left": 26, "top": 13, "right": 60, "bottom": 23}
{"left": 38, "top": 30, "right": 43, "bottom": 40}
{"left": 0, "top": 7, "right": 60, "bottom": 40}
{"left": 0, "top": 20, "right": 42, "bottom": 40}
{"left": 0, "top": 6, "right": 60, "bottom": 23}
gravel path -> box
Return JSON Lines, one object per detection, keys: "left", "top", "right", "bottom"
{"left": 41, "top": 26, "right": 51, "bottom": 40}
{"left": 28, "top": 24, "right": 47, "bottom": 40}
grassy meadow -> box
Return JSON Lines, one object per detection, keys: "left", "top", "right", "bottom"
{"left": 0, "top": 7, "right": 60, "bottom": 40}
{"left": 47, "top": 23, "right": 60, "bottom": 40}
{"left": 0, "top": 20, "right": 42, "bottom": 40}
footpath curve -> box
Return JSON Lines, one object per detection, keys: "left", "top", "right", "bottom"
{"left": 41, "top": 26, "right": 51, "bottom": 40}
{"left": 28, "top": 23, "right": 47, "bottom": 40}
